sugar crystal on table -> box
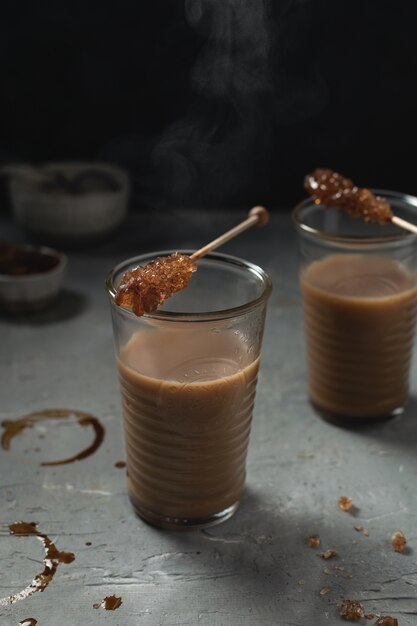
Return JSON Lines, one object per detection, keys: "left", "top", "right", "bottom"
{"left": 340, "top": 599, "right": 365, "bottom": 621}
{"left": 391, "top": 530, "right": 407, "bottom": 553}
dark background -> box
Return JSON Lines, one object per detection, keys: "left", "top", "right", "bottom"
{"left": 1, "top": 0, "right": 417, "bottom": 211}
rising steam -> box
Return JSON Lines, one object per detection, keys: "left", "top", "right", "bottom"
{"left": 151, "top": 0, "right": 326, "bottom": 209}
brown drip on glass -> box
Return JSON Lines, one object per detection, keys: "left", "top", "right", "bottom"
{"left": 93, "top": 595, "right": 123, "bottom": 610}
{"left": 0, "top": 521, "right": 75, "bottom": 606}
{"left": 1, "top": 409, "right": 105, "bottom": 465}
{"left": 114, "top": 461, "right": 126, "bottom": 468}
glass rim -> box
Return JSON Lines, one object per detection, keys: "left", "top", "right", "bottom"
{"left": 292, "top": 188, "right": 417, "bottom": 244}
{"left": 106, "top": 250, "right": 272, "bottom": 322}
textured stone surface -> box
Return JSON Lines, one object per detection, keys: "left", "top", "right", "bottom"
{"left": 1, "top": 209, "right": 417, "bottom": 625}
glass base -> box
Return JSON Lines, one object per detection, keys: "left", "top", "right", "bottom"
{"left": 311, "top": 400, "right": 404, "bottom": 428}
{"left": 129, "top": 496, "right": 240, "bottom": 530}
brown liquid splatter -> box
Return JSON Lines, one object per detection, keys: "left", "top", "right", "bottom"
{"left": 1, "top": 409, "right": 105, "bottom": 465}
{"left": 114, "top": 461, "right": 126, "bottom": 468}
{"left": 93, "top": 595, "right": 123, "bottom": 610}
{"left": 0, "top": 521, "right": 75, "bottom": 606}
{"left": 19, "top": 619, "right": 38, "bottom": 626}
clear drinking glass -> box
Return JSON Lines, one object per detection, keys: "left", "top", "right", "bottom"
{"left": 106, "top": 250, "right": 271, "bottom": 529}
{"left": 293, "top": 190, "right": 417, "bottom": 426}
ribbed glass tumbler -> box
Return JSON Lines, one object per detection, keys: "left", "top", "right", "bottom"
{"left": 107, "top": 251, "right": 271, "bottom": 529}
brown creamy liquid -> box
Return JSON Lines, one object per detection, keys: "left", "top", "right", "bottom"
{"left": 301, "top": 254, "right": 417, "bottom": 418}
{"left": 118, "top": 329, "right": 259, "bottom": 521}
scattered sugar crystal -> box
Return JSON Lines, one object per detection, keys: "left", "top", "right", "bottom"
{"left": 340, "top": 599, "right": 365, "bottom": 621}
{"left": 391, "top": 530, "right": 407, "bottom": 553}
{"left": 308, "top": 534, "right": 321, "bottom": 548}
{"left": 321, "top": 549, "right": 338, "bottom": 560}
{"left": 338, "top": 496, "right": 353, "bottom": 512}
{"left": 372, "top": 617, "right": 398, "bottom": 626}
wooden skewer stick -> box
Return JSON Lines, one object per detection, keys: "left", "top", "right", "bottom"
{"left": 306, "top": 169, "right": 417, "bottom": 236}
{"left": 115, "top": 206, "right": 270, "bottom": 315}
{"left": 190, "top": 206, "right": 269, "bottom": 261}
{"left": 391, "top": 215, "right": 417, "bottom": 235}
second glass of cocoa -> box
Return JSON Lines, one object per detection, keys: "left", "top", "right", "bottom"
{"left": 107, "top": 251, "right": 271, "bottom": 529}
{"left": 294, "top": 191, "right": 417, "bottom": 426}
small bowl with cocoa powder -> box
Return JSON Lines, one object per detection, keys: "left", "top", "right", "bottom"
{"left": 0, "top": 242, "right": 67, "bottom": 312}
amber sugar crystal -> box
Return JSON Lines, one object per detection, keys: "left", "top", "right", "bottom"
{"left": 340, "top": 599, "right": 365, "bottom": 621}
{"left": 308, "top": 534, "right": 321, "bottom": 548}
{"left": 115, "top": 253, "right": 197, "bottom": 316}
{"left": 304, "top": 168, "right": 393, "bottom": 224}
{"left": 338, "top": 496, "right": 353, "bottom": 512}
{"left": 391, "top": 530, "right": 407, "bottom": 553}
{"left": 372, "top": 617, "right": 398, "bottom": 626}
{"left": 320, "top": 549, "right": 338, "bottom": 560}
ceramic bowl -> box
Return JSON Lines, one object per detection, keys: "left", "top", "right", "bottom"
{"left": 0, "top": 243, "right": 67, "bottom": 312}
{"left": 7, "top": 162, "right": 129, "bottom": 244}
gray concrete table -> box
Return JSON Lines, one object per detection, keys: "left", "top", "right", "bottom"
{"left": 1, "top": 209, "right": 417, "bottom": 626}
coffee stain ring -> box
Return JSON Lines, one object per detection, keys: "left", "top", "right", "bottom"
{"left": 1, "top": 408, "right": 105, "bottom": 466}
